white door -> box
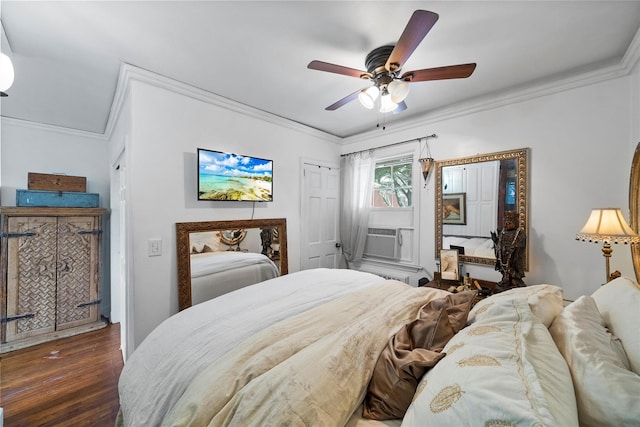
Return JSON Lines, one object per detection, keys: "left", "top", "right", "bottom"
{"left": 301, "top": 162, "right": 340, "bottom": 269}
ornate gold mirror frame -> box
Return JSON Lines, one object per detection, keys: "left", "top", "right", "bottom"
{"left": 176, "top": 218, "right": 288, "bottom": 310}
{"left": 630, "top": 142, "right": 640, "bottom": 283}
{"left": 435, "top": 148, "right": 529, "bottom": 268}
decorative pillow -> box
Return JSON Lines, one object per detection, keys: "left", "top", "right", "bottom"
{"left": 591, "top": 276, "right": 640, "bottom": 374}
{"left": 190, "top": 243, "right": 214, "bottom": 254}
{"left": 468, "top": 284, "right": 564, "bottom": 327}
{"left": 363, "top": 291, "right": 476, "bottom": 420}
{"left": 402, "top": 296, "right": 578, "bottom": 427}
{"left": 549, "top": 295, "right": 640, "bottom": 426}
{"left": 189, "top": 231, "right": 221, "bottom": 254}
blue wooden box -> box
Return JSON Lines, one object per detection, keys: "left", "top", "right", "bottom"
{"left": 16, "top": 189, "right": 99, "bottom": 208}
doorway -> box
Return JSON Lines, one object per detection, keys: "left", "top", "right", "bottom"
{"left": 300, "top": 161, "right": 341, "bottom": 269}
{"left": 110, "top": 149, "right": 130, "bottom": 359}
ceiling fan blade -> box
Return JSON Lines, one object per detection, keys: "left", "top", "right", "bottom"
{"left": 325, "top": 89, "right": 362, "bottom": 111}
{"left": 386, "top": 10, "right": 439, "bottom": 72}
{"left": 308, "top": 60, "right": 368, "bottom": 79}
{"left": 401, "top": 63, "right": 477, "bottom": 82}
{"left": 393, "top": 101, "right": 407, "bottom": 114}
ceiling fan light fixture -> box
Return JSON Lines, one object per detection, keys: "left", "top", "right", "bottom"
{"left": 358, "top": 86, "right": 379, "bottom": 109}
{"left": 388, "top": 79, "right": 410, "bottom": 103}
{"left": 0, "top": 52, "right": 14, "bottom": 94}
{"left": 379, "top": 93, "right": 398, "bottom": 113}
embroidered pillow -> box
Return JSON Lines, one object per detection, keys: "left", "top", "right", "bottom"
{"left": 402, "top": 296, "right": 578, "bottom": 426}
{"left": 468, "top": 283, "right": 564, "bottom": 327}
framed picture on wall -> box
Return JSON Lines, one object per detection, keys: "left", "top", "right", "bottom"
{"left": 442, "top": 192, "right": 466, "bottom": 225}
{"left": 440, "top": 249, "right": 459, "bottom": 281}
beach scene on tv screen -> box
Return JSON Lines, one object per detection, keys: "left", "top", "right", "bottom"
{"left": 199, "top": 151, "right": 273, "bottom": 201}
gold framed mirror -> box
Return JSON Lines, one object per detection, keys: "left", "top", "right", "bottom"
{"left": 176, "top": 218, "right": 288, "bottom": 310}
{"left": 630, "top": 142, "right": 640, "bottom": 283}
{"left": 435, "top": 148, "right": 529, "bottom": 268}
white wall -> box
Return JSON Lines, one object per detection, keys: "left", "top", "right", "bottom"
{"left": 0, "top": 119, "right": 112, "bottom": 315}
{"left": 1, "top": 121, "right": 110, "bottom": 206}
{"left": 342, "top": 73, "right": 636, "bottom": 300}
{"left": 121, "top": 80, "right": 340, "bottom": 349}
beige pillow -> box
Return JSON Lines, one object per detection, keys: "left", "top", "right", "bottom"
{"left": 189, "top": 231, "right": 221, "bottom": 253}
{"left": 190, "top": 243, "right": 214, "bottom": 254}
{"left": 591, "top": 276, "right": 640, "bottom": 374}
{"left": 468, "top": 284, "right": 563, "bottom": 327}
{"left": 402, "top": 296, "right": 578, "bottom": 426}
{"left": 549, "top": 295, "right": 640, "bottom": 426}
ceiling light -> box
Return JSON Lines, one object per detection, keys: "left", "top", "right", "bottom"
{"left": 379, "top": 93, "right": 398, "bottom": 113}
{"left": 388, "top": 80, "right": 410, "bottom": 103}
{"left": 358, "top": 86, "right": 379, "bottom": 109}
{"left": 0, "top": 52, "right": 14, "bottom": 96}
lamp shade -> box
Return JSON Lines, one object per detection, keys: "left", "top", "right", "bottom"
{"left": 0, "top": 52, "right": 14, "bottom": 93}
{"left": 358, "top": 86, "right": 379, "bottom": 109}
{"left": 576, "top": 208, "right": 640, "bottom": 244}
{"left": 388, "top": 80, "right": 410, "bottom": 103}
{"left": 379, "top": 93, "right": 397, "bottom": 113}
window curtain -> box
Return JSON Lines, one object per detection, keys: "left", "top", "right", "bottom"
{"left": 340, "top": 151, "right": 374, "bottom": 264}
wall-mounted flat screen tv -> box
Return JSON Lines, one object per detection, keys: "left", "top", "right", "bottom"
{"left": 198, "top": 148, "right": 273, "bottom": 202}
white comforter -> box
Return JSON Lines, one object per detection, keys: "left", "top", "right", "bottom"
{"left": 118, "top": 268, "right": 387, "bottom": 426}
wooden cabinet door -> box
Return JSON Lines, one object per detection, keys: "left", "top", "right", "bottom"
{"left": 56, "top": 216, "right": 101, "bottom": 330}
{"left": 5, "top": 217, "right": 58, "bottom": 342}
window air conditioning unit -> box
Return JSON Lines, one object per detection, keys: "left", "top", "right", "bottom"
{"left": 364, "top": 227, "right": 401, "bottom": 260}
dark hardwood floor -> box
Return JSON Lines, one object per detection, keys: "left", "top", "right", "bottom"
{"left": 0, "top": 322, "right": 123, "bottom": 426}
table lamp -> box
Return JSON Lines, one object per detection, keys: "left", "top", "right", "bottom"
{"left": 576, "top": 208, "right": 640, "bottom": 282}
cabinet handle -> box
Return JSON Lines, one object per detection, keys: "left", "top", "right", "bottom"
{"left": 77, "top": 230, "right": 102, "bottom": 235}
{"left": 76, "top": 299, "right": 101, "bottom": 308}
{"left": 0, "top": 313, "right": 35, "bottom": 323}
{"left": 0, "top": 232, "right": 36, "bottom": 238}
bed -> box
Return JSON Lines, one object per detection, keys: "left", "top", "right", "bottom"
{"left": 190, "top": 251, "right": 280, "bottom": 305}
{"left": 117, "top": 268, "right": 640, "bottom": 426}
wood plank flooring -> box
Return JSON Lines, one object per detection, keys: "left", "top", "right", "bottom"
{"left": 0, "top": 322, "right": 123, "bottom": 426}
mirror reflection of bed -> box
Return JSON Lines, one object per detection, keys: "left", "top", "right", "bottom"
{"left": 187, "top": 224, "right": 282, "bottom": 306}
{"left": 177, "top": 218, "right": 288, "bottom": 310}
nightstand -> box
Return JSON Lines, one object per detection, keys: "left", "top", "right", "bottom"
{"left": 419, "top": 272, "right": 499, "bottom": 303}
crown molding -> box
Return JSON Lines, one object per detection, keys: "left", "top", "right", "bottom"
{"left": 343, "top": 25, "right": 640, "bottom": 146}
{"left": 622, "top": 23, "right": 640, "bottom": 71}
{"left": 103, "top": 63, "right": 342, "bottom": 145}
{"left": 1, "top": 116, "right": 107, "bottom": 140}
{"left": 343, "top": 59, "right": 631, "bottom": 146}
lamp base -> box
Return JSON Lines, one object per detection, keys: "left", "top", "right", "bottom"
{"left": 602, "top": 243, "right": 615, "bottom": 283}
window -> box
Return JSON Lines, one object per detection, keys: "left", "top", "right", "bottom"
{"left": 372, "top": 156, "right": 413, "bottom": 208}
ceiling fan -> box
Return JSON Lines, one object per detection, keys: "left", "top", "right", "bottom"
{"left": 307, "top": 10, "right": 476, "bottom": 114}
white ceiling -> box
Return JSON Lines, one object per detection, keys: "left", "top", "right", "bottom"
{"left": 1, "top": 1, "right": 640, "bottom": 139}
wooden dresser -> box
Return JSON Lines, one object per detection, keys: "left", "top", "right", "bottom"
{"left": 0, "top": 207, "right": 107, "bottom": 352}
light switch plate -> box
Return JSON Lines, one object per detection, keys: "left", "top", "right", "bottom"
{"left": 148, "top": 238, "right": 162, "bottom": 256}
